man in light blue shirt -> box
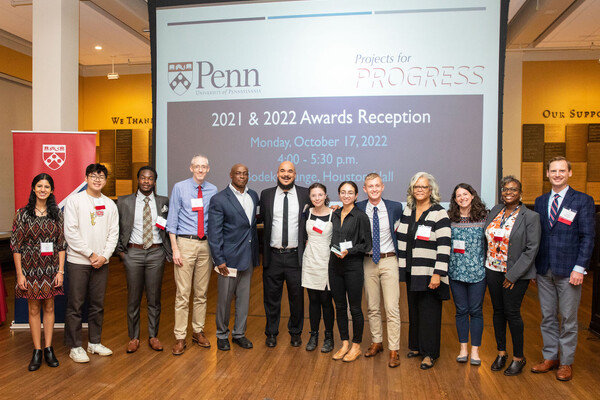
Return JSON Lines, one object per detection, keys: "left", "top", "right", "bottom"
{"left": 167, "top": 154, "right": 218, "bottom": 355}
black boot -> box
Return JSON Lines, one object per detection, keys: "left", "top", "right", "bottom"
{"left": 306, "top": 332, "right": 318, "bottom": 351}
{"left": 28, "top": 349, "right": 43, "bottom": 371}
{"left": 44, "top": 346, "right": 59, "bottom": 367}
{"left": 321, "top": 331, "right": 334, "bottom": 353}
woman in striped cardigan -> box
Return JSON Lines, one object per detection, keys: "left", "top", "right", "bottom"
{"left": 396, "top": 172, "right": 451, "bottom": 369}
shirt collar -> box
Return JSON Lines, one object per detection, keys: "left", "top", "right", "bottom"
{"left": 551, "top": 185, "right": 569, "bottom": 199}
{"left": 229, "top": 183, "right": 248, "bottom": 195}
{"left": 276, "top": 185, "right": 296, "bottom": 197}
{"left": 136, "top": 190, "right": 155, "bottom": 201}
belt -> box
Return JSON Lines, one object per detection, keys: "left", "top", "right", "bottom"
{"left": 128, "top": 243, "right": 161, "bottom": 249}
{"left": 366, "top": 252, "right": 396, "bottom": 259}
{"left": 270, "top": 247, "right": 298, "bottom": 254}
{"left": 177, "top": 235, "right": 207, "bottom": 241}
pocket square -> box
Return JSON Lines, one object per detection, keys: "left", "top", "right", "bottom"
{"left": 161, "top": 205, "right": 169, "bottom": 213}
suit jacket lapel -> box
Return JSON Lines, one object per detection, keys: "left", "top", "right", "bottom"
{"left": 226, "top": 187, "right": 250, "bottom": 224}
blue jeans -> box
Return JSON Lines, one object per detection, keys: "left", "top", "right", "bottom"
{"left": 449, "top": 278, "right": 486, "bottom": 346}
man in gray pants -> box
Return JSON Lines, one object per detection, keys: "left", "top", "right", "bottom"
{"left": 208, "top": 164, "right": 259, "bottom": 351}
{"left": 117, "top": 166, "right": 172, "bottom": 353}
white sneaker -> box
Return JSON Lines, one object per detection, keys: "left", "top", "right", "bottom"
{"left": 87, "top": 343, "right": 113, "bottom": 356}
{"left": 70, "top": 347, "right": 90, "bottom": 363}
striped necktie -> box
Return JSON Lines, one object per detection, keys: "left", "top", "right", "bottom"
{"left": 549, "top": 193, "right": 560, "bottom": 228}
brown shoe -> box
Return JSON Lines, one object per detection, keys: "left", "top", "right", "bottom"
{"left": 332, "top": 347, "right": 349, "bottom": 361}
{"left": 149, "top": 337, "right": 163, "bottom": 351}
{"left": 126, "top": 339, "right": 140, "bottom": 353}
{"left": 556, "top": 365, "right": 573, "bottom": 381}
{"left": 365, "top": 342, "right": 384, "bottom": 358}
{"left": 531, "top": 359, "right": 559, "bottom": 373}
{"left": 388, "top": 350, "right": 400, "bottom": 368}
{"left": 172, "top": 339, "right": 186, "bottom": 355}
{"left": 342, "top": 348, "right": 362, "bottom": 362}
{"left": 192, "top": 331, "right": 211, "bottom": 348}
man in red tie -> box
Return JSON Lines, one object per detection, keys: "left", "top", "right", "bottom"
{"left": 166, "top": 154, "right": 218, "bottom": 355}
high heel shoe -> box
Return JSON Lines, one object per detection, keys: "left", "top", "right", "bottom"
{"left": 44, "top": 346, "right": 59, "bottom": 367}
{"left": 28, "top": 349, "right": 43, "bottom": 371}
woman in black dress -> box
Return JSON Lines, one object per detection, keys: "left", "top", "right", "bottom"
{"left": 11, "top": 173, "right": 66, "bottom": 371}
{"left": 329, "top": 181, "right": 372, "bottom": 362}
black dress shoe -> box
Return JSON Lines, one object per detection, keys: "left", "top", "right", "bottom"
{"left": 504, "top": 358, "right": 526, "bottom": 376}
{"left": 407, "top": 350, "right": 421, "bottom": 358}
{"left": 306, "top": 332, "right": 318, "bottom": 351}
{"left": 44, "top": 346, "right": 59, "bottom": 367}
{"left": 217, "top": 338, "right": 230, "bottom": 351}
{"left": 232, "top": 336, "right": 253, "bottom": 349}
{"left": 28, "top": 349, "right": 43, "bottom": 371}
{"left": 265, "top": 335, "right": 277, "bottom": 348}
{"left": 491, "top": 355, "right": 508, "bottom": 371}
{"left": 290, "top": 334, "right": 302, "bottom": 347}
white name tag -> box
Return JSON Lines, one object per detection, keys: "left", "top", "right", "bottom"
{"left": 41, "top": 242, "right": 53, "bottom": 256}
{"left": 94, "top": 197, "right": 106, "bottom": 210}
{"left": 155, "top": 216, "right": 167, "bottom": 230}
{"left": 416, "top": 225, "right": 431, "bottom": 241}
{"left": 558, "top": 208, "right": 576, "bottom": 225}
{"left": 340, "top": 241, "right": 353, "bottom": 251}
{"left": 256, "top": 205, "right": 260, "bottom": 215}
{"left": 191, "top": 198, "right": 203, "bottom": 211}
{"left": 493, "top": 228, "right": 505, "bottom": 241}
{"left": 453, "top": 240, "right": 466, "bottom": 254}
{"left": 312, "top": 218, "right": 326, "bottom": 234}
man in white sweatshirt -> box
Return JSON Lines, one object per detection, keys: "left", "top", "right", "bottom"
{"left": 63, "top": 163, "right": 119, "bottom": 363}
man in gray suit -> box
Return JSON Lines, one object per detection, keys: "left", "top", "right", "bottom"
{"left": 208, "top": 164, "right": 259, "bottom": 351}
{"left": 117, "top": 166, "right": 171, "bottom": 353}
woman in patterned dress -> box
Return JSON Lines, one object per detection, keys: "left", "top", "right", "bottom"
{"left": 11, "top": 173, "right": 67, "bottom": 371}
{"left": 448, "top": 183, "right": 487, "bottom": 366}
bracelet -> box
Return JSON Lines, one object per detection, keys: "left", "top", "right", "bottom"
{"left": 58, "top": 270, "right": 65, "bottom": 275}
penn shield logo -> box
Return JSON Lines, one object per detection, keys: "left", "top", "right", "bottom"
{"left": 168, "top": 62, "right": 193, "bottom": 95}
{"left": 43, "top": 144, "right": 67, "bottom": 170}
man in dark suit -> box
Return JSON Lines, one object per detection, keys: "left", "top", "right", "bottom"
{"left": 208, "top": 164, "right": 259, "bottom": 351}
{"left": 532, "top": 157, "right": 595, "bottom": 381}
{"left": 117, "top": 166, "right": 172, "bottom": 353}
{"left": 356, "top": 173, "right": 403, "bottom": 368}
{"left": 260, "top": 161, "right": 311, "bottom": 348}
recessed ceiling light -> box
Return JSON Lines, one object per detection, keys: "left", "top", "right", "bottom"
{"left": 94, "top": 45, "right": 103, "bottom": 50}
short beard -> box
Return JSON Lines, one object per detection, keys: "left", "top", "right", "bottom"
{"left": 278, "top": 179, "right": 295, "bottom": 191}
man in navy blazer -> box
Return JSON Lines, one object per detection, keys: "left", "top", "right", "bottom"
{"left": 356, "top": 173, "right": 403, "bottom": 368}
{"left": 260, "top": 161, "right": 311, "bottom": 348}
{"left": 532, "top": 157, "right": 595, "bottom": 381}
{"left": 208, "top": 164, "right": 259, "bottom": 351}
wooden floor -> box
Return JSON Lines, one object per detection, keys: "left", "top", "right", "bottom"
{"left": 1, "top": 259, "right": 600, "bottom": 400}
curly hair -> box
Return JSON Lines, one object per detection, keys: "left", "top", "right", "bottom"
{"left": 406, "top": 172, "right": 441, "bottom": 209}
{"left": 24, "top": 173, "right": 60, "bottom": 221}
{"left": 448, "top": 183, "right": 487, "bottom": 222}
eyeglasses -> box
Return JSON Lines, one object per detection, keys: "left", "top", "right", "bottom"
{"left": 414, "top": 185, "right": 430, "bottom": 191}
{"left": 501, "top": 187, "right": 519, "bottom": 193}
{"left": 88, "top": 174, "right": 106, "bottom": 181}
{"left": 340, "top": 191, "right": 355, "bottom": 196}
{"left": 192, "top": 165, "right": 208, "bottom": 171}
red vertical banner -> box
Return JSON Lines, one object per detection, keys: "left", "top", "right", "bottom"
{"left": 11, "top": 131, "right": 96, "bottom": 327}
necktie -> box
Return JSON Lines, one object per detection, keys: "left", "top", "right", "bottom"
{"left": 282, "top": 192, "right": 288, "bottom": 248}
{"left": 198, "top": 185, "right": 205, "bottom": 238}
{"left": 142, "top": 197, "right": 153, "bottom": 249}
{"left": 549, "top": 193, "right": 560, "bottom": 228}
{"left": 372, "top": 206, "right": 380, "bottom": 264}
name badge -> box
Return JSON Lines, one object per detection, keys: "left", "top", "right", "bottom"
{"left": 256, "top": 205, "right": 260, "bottom": 216}
{"left": 453, "top": 240, "right": 466, "bottom": 254}
{"left": 416, "top": 225, "right": 431, "bottom": 241}
{"left": 94, "top": 197, "right": 106, "bottom": 210}
{"left": 155, "top": 216, "right": 167, "bottom": 230}
{"left": 96, "top": 210, "right": 104, "bottom": 217}
{"left": 191, "top": 198, "right": 203, "bottom": 211}
{"left": 340, "top": 241, "right": 353, "bottom": 251}
{"left": 41, "top": 242, "right": 53, "bottom": 256}
{"left": 312, "top": 218, "right": 326, "bottom": 234}
{"left": 558, "top": 208, "right": 576, "bottom": 226}
{"left": 493, "top": 228, "right": 505, "bottom": 241}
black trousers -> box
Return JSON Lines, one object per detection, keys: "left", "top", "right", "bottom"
{"left": 407, "top": 288, "right": 443, "bottom": 359}
{"left": 307, "top": 288, "right": 334, "bottom": 334}
{"left": 64, "top": 261, "right": 109, "bottom": 348}
{"left": 263, "top": 249, "right": 304, "bottom": 336}
{"left": 329, "top": 262, "right": 364, "bottom": 343}
{"left": 486, "top": 268, "right": 529, "bottom": 358}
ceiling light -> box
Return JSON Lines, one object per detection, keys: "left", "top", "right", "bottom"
{"left": 95, "top": 45, "right": 103, "bottom": 50}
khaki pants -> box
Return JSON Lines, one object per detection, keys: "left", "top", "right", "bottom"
{"left": 173, "top": 237, "right": 212, "bottom": 340}
{"left": 363, "top": 256, "right": 400, "bottom": 350}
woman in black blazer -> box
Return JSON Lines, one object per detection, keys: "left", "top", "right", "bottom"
{"left": 484, "top": 176, "right": 541, "bottom": 376}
